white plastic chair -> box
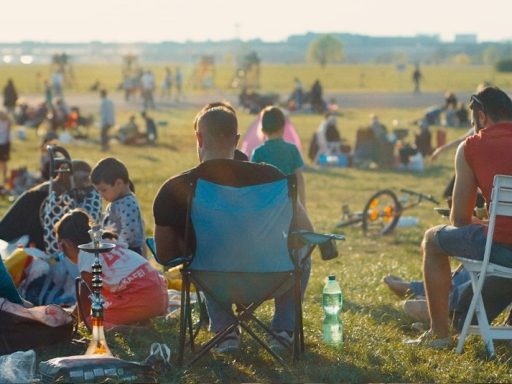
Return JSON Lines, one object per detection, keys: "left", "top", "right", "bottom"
{"left": 455, "top": 174, "right": 512, "bottom": 356}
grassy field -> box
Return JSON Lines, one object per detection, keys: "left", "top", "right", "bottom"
{"left": 2, "top": 63, "right": 512, "bottom": 383}
{"left": 3, "top": 62, "right": 512, "bottom": 95}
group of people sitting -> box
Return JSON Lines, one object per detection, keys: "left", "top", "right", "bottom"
{"left": 0, "top": 155, "right": 167, "bottom": 331}
{"left": 288, "top": 78, "right": 327, "bottom": 113}
{"left": 0, "top": 100, "right": 314, "bottom": 355}
{"left": 2, "top": 85, "right": 512, "bottom": 356}
{"left": 15, "top": 97, "right": 93, "bottom": 139}
{"left": 423, "top": 91, "right": 470, "bottom": 129}
{"left": 307, "top": 112, "right": 433, "bottom": 171}
{"left": 115, "top": 111, "right": 158, "bottom": 145}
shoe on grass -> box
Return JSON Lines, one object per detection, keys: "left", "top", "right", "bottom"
{"left": 270, "top": 330, "right": 294, "bottom": 350}
{"left": 211, "top": 329, "right": 240, "bottom": 353}
{"left": 411, "top": 322, "right": 427, "bottom": 332}
{"left": 403, "top": 299, "right": 430, "bottom": 323}
{"left": 404, "top": 330, "right": 454, "bottom": 350}
{"left": 383, "top": 275, "right": 412, "bottom": 298}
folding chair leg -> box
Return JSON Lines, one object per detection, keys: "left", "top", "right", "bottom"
{"left": 178, "top": 273, "right": 191, "bottom": 366}
{"left": 240, "top": 299, "right": 298, "bottom": 365}
{"left": 474, "top": 296, "right": 495, "bottom": 357}
{"left": 297, "top": 297, "right": 304, "bottom": 354}
{"left": 192, "top": 292, "right": 209, "bottom": 339}
{"left": 186, "top": 324, "right": 239, "bottom": 367}
{"left": 240, "top": 323, "right": 289, "bottom": 368}
{"left": 456, "top": 274, "right": 479, "bottom": 354}
{"left": 456, "top": 272, "right": 497, "bottom": 356}
{"left": 186, "top": 286, "right": 195, "bottom": 351}
{"left": 294, "top": 271, "right": 304, "bottom": 360}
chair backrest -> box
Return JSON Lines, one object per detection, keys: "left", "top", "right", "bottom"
{"left": 189, "top": 178, "right": 295, "bottom": 273}
{"left": 482, "top": 175, "right": 512, "bottom": 264}
{"left": 491, "top": 175, "right": 512, "bottom": 216}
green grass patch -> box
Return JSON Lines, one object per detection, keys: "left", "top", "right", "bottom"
{"left": 2, "top": 62, "right": 512, "bottom": 94}
{"left": 2, "top": 63, "right": 512, "bottom": 382}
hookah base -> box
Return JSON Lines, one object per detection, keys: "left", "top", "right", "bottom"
{"left": 39, "top": 354, "right": 159, "bottom": 383}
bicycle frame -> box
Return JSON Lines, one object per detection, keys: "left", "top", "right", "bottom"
{"left": 336, "top": 188, "right": 438, "bottom": 235}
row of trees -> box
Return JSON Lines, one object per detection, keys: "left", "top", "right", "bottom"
{"left": 307, "top": 34, "right": 512, "bottom": 69}
{"left": 307, "top": 35, "right": 344, "bottom": 67}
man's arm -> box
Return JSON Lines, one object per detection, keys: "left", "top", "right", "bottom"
{"left": 289, "top": 201, "right": 314, "bottom": 249}
{"left": 450, "top": 143, "right": 477, "bottom": 227}
{"left": 154, "top": 224, "right": 185, "bottom": 264}
{"left": 431, "top": 128, "right": 474, "bottom": 161}
{"left": 295, "top": 169, "right": 306, "bottom": 209}
{"left": 295, "top": 201, "right": 313, "bottom": 231}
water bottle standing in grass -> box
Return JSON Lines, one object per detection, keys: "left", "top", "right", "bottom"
{"left": 322, "top": 275, "right": 343, "bottom": 345}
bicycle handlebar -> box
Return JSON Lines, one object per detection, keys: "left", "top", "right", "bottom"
{"left": 400, "top": 188, "right": 439, "bottom": 205}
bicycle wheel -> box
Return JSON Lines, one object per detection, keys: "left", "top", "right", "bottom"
{"left": 362, "top": 189, "right": 402, "bottom": 235}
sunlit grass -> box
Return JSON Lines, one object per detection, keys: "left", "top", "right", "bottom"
{"left": 6, "top": 106, "right": 510, "bottom": 383}
{"left": 2, "top": 63, "right": 512, "bottom": 382}
{"left": 3, "top": 62, "right": 512, "bottom": 95}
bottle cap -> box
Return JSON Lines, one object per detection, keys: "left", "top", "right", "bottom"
{"left": 328, "top": 275, "right": 336, "bottom": 281}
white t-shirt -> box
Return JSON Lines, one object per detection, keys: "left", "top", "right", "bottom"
{"left": 78, "top": 245, "right": 148, "bottom": 293}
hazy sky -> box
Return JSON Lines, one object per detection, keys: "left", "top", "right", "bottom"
{"left": 4, "top": 0, "right": 511, "bottom": 43}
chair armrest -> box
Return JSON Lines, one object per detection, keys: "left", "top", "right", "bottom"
{"left": 158, "top": 257, "right": 189, "bottom": 269}
{"left": 146, "top": 237, "right": 189, "bottom": 268}
{"left": 291, "top": 230, "right": 345, "bottom": 245}
{"left": 291, "top": 230, "right": 345, "bottom": 260}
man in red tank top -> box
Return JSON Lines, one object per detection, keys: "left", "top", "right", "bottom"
{"left": 409, "top": 86, "right": 512, "bottom": 348}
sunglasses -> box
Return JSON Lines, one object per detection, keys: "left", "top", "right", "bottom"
{"left": 469, "top": 94, "right": 485, "bottom": 112}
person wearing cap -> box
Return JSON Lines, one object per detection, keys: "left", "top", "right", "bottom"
{"left": 407, "top": 86, "right": 512, "bottom": 349}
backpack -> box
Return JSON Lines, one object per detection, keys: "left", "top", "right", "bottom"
{"left": 0, "top": 298, "right": 75, "bottom": 355}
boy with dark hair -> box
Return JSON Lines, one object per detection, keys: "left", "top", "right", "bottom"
{"left": 251, "top": 106, "right": 306, "bottom": 207}
{"left": 91, "top": 157, "right": 145, "bottom": 256}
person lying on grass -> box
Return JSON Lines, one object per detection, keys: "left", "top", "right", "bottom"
{"left": 55, "top": 208, "right": 168, "bottom": 329}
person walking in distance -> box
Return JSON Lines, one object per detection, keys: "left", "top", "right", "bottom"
{"left": 99, "top": 89, "right": 115, "bottom": 152}
{"left": 412, "top": 64, "right": 423, "bottom": 94}
{"left": 3, "top": 79, "right": 18, "bottom": 117}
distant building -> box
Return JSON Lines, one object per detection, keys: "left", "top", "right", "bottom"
{"left": 454, "top": 34, "right": 477, "bottom": 44}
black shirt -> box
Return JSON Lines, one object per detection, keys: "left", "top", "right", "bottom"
{"left": 153, "top": 159, "right": 285, "bottom": 250}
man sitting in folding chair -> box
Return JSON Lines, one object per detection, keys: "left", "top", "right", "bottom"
{"left": 408, "top": 86, "right": 512, "bottom": 349}
{"left": 153, "top": 102, "right": 315, "bottom": 362}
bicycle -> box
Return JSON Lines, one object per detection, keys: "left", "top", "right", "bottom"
{"left": 336, "top": 188, "right": 439, "bottom": 236}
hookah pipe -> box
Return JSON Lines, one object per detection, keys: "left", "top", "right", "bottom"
{"left": 78, "top": 223, "right": 115, "bottom": 356}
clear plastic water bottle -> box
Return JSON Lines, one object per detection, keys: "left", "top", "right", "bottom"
{"left": 322, "top": 275, "right": 343, "bottom": 345}
{"left": 397, "top": 216, "right": 420, "bottom": 227}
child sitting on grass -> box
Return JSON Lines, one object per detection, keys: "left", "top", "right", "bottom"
{"left": 251, "top": 106, "right": 306, "bottom": 207}
{"left": 90, "top": 157, "right": 146, "bottom": 256}
{"left": 55, "top": 209, "right": 168, "bottom": 329}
